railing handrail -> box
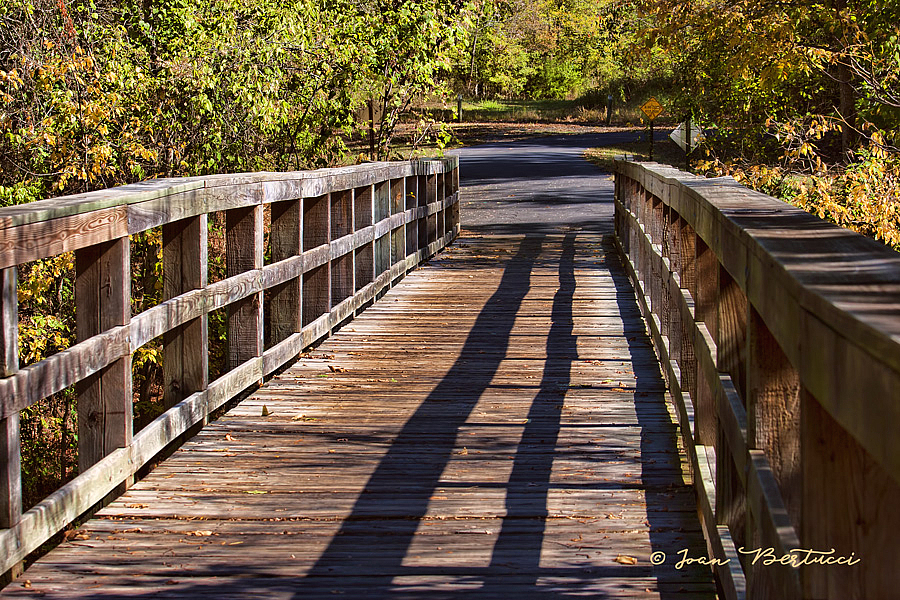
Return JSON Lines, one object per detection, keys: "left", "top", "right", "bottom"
{"left": 0, "top": 156, "right": 460, "bottom": 576}
{"left": 614, "top": 159, "right": 900, "bottom": 600}
{"left": 616, "top": 159, "right": 900, "bottom": 476}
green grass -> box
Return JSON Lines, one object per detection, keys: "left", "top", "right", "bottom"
{"left": 584, "top": 137, "right": 687, "bottom": 171}
{"left": 453, "top": 94, "right": 681, "bottom": 126}
{"left": 459, "top": 98, "right": 585, "bottom": 122}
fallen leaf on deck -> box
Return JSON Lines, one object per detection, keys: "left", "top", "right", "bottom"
{"left": 615, "top": 554, "right": 638, "bottom": 565}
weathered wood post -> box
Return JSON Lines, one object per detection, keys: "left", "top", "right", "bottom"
{"left": 302, "top": 195, "right": 329, "bottom": 328}
{"left": 163, "top": 216, "right": 208, "bottom": 407}
{"left": 0, "top": 267, "right": 22, "bottom": 582}
{"left": 354, "top": 185, "right": 374, "bottom": 301}
{"left": 269, "top": 199, "right": 302, "bottom": 346}
{"left": 226, "top": 206, "right": 264, "bottom": 372}
{"left": 330, "top": 190, "right": 353, "bottom": 316}
{"left": 75, "top": 238, "right": 132, "bottom": 471}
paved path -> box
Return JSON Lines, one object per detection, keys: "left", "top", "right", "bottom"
{"left": 3, "top": 132, "right": 713, "bottom": 599}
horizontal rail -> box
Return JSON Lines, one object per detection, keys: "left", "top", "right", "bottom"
{"left": 614, "top": 159, "right": 900, "bottom": 600}
{"left": 0, "top": 157, "right": 460, "bottom": 575}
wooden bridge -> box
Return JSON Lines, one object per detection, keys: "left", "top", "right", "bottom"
{"left": 0, "top": 140, "right": 898, "bottom": 599}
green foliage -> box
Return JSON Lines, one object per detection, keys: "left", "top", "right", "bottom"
{"left": 0, "top": 0, "right": 463, "bottom": 508}
{"left": 696, "top": 147, "right": 900, "bottom": 251}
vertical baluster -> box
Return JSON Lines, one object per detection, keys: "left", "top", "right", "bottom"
{"left": 75, "top": 238, "right": 132, "bottom": 472}
{"left": 718, "top": 266, "right": 748, "bottom": 398}
{"left": 226, "top": 206, "right": 264, "bottom": 371}
{"left": 0, "top": 267, "right": 21, "bottom": 538}
{"left": 746, "top": 307, "right": 801, "bottom": 598}
{"left": 693, "top": 238, "right": 718, "bottom": 448}
{"left": 163, "top": 216, "right": 208, "bottom": 407}
{"left": 302, "top": 195, "right": 330, "bottom": 329}
{"left": 269, "top": 200, "right": 302, "bottom": 346}
{"left": 678, "top": 219, "right": 698, "bottom": 406}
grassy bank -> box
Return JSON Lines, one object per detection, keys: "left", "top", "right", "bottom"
{"left": 584, "top": 137, "right": 685, "bottom": 171}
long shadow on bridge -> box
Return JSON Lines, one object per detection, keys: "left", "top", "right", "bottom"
{"left": 28, "top": 232, "right": 708, "bottom": 598}
{"left": 279, "top": 233, "right": 702, "bottom": 598}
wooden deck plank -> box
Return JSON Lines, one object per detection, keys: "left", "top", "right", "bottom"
{"left": 2, "top": 233, "right": 714, "bottom": 598}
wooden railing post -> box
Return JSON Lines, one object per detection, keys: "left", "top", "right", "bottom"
{"left": 163, "top": 216, "right": 208, "bottom": 407}
{"left": 354, "top": 185, "right": 374, "bottom": 298}
{"left": 693, "top": 238, "right": 718, "bottom": 448}
{"left": 269, "top": 200, "right": 302, "bottom": 345}
{"left": 0, "top": 160, "right": 461, "bottom": 576}
{"left": 0, "top": 267, "right": 21, "bottom": 532}
{"left": 302, "top": 195, "right": 330, "bottom": 328}
{"left": 678, "top": 218, "right": 697, "bottom": 401}
{"left": 226, "top": 206, "right": 264, "bottom": 371}
{"left": 746, "top": 307, "right": 800, "bottom": 528}
{"left": 330, "top": 190, "right": 353, "bottom": 312}
{"left": 390, "top": 178, "right": 405, "bottom": 270}
{"left": 75, "top": 238, "right": 132, "bottom": 472}
{"left": 717, "top": 267, "right": 748, "bottom": 398}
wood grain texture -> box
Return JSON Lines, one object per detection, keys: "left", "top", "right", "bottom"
{"left": 75, "top": 238, "right": 132, "bottom": 472}
{"left": 0, "top": 206, "right": 128, "bottom": 269}
{"left": 614, "top": 159, "right": 900, "bottom": 485}
{"left": 746, "top": 307, "right": 800, "bottom": 531}
{"left": 801, "top": 390, "right": 900, "bottom": 600}
{"left": 616, "top": 161, "right": 900, "bottom": 600}
{"left": 163, "top": 215, "right": 209, "bottom": 408}
{"left": 268, "top": 200, "right": 302, "bottom": 348}
{"left": 0, "top": 267, "right": 19, "bottom": 529}
{"left": 716, "top": 267, "right": 747, "bottom": 398}
{"left": 226, "top": 206, "right": 264, "bottom": 372}
{"left": 1, "top": 233, "right": 712, "bottom": 599}
{"left": 0, "top": 160, "right": 459, "bottom": 582}
{"left": 613, "top": 214, "right": 746, "bottom": 600}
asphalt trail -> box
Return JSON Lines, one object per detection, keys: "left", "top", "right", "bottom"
{"left": 448, "top": 131, "right": 643, "bottom": 233}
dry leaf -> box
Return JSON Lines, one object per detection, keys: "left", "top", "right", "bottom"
{"left": 455, "top": 447, "right": 468, "bottom": 455}
{"left": 186, "top": 530, "right": 214, "bottom": 537}
{"left": 125, "top": 503, "right": 148, "bottom": 509}
{"left": 225, "top": 434, "right": 236, "bottom": 442}
{"left": 245, "top": 490, "right": 268, "bottom": 494}
{"left": 615, "top": 554, "right": 638, "bottom": 565}
{"left": 261, "top": 405, "right": 270, "bottom": 416}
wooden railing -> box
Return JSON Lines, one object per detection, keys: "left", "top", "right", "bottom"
{"left": 0, "top": 157, "right": 460, "bottom": 576}
{"left": 614, "top": 160, "right": 899, "bottom": 600}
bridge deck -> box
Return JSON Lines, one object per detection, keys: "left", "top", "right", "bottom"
{"left": 4, "top": 232, "right": 714, "bottom": 598}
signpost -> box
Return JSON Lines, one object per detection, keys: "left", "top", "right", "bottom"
{"left": 640, "top": 97, "right": 663, "bottom": 160}
{"left": 669, "top": 119, "right": 705, "bottom": 169}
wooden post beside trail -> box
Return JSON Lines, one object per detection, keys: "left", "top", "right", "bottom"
{"left": 685, "top": 117, "right": 692, "bottom": 171}
{"left": 639, "top": 97, "right": 663, "bottom": 162}
{"left": 368, "top": 100, "right": 376, "bottom": 159}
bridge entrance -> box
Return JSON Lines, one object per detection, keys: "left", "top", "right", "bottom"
{"left": 4, "top": 231, "right": 713, "bottom": 598}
